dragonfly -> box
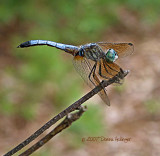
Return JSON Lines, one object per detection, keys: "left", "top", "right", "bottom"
{"left": 17, "top": 40, "right": 134, "bottom": 106}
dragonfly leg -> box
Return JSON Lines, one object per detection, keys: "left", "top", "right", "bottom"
{"left": 92, "top": 62, "right": 106, "bottom": 86}
{"left": 102, "top": 60, "right": 123, "bottom": 83}
{"left": 114, "top": 68, "right": 125, "bottom": 84}
{"left": 88, "top": 62, "right": 97, "bottom": 86}
{"left": 102, "top": 60, "right": 115, "bottom": 77}
{"left": 98, "top": 62, "right": 110, "bottom": 80}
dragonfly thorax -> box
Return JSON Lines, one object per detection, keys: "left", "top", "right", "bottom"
{"left": 80, "top": 43, "right": 104, "bottom": 61}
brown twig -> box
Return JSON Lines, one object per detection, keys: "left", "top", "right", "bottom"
{"left": 19, "top": 106, "right": 87, "bottom": 156}
{"left": 4, "top": 70, "right": 129, "bottom": 156}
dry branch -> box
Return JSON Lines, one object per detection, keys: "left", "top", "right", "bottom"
{"left": 4, "top": 70, "right": 129, "bottom": 156}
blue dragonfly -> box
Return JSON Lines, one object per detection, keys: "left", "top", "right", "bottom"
{"left": 18, "top": 40, "right": 134, "bottom": 106}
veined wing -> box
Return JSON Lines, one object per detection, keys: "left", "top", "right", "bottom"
{"left": 97, "top": 42, "right": 134, "bottom": 58}
{"left": 73, "top": 55, "right": 110, "bottom": 106}
{"left": 98, "top": 58, "right": 125, "bottom": 84}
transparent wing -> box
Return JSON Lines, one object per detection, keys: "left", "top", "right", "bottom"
{"left": 98, "top": 59, "right": 125, "bottom": 85}
{"left": 73, "top": 55, "right": 110, "bottom": 106}
{"left": 97, "top": 42, "right": 134, "bottom": 58}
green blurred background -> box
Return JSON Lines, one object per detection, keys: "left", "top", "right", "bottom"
{"left": 1, "top": 0, "right": 160, "bottom": 155}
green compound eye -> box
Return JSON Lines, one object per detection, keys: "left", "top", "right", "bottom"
{"left": 105, "top": 49, "right": 118, "bottom": 62}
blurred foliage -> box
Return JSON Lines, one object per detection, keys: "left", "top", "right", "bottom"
{"left": 0, "top": 0, "right": 159, "bottom": 123}
{"left": 69, "top": 105, "right": 105, "bottom": 136}
{"left": 0, "top": 0, "right": 159, "bottom": 128}
{"left": 0, "top": 1, "right": 159, "bottom": 155}
{"left": 126, "top": 0, "right": 160, "bottom": 24}
{"left": 114, "top": 83, "right": 126, "bottom": 93}
{"left": 60, "top": 105, "right": 106, "bottom": 149}
{"left": 1, "top": 0, "right": 160, "bottom": 42}
{"left": 144, "top": 99, "right": 160, "bottom": 114}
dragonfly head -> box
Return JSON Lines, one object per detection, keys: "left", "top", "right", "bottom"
{"left": 105, "top": 49, "right": 118, "bottom": 62}
{"left": 78, "top": 48, "right": 85, "bottom": 56}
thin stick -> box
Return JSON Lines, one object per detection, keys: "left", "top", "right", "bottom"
{"left": 19, "top": 106, "right": 87, "bottom": 156}
{"left": 4, "top": 70, "right": 129, "bottom": 156}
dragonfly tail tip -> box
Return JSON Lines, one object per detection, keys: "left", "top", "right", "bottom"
{"left": 17, "top": 44, "right": 24, "bottom": 48}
